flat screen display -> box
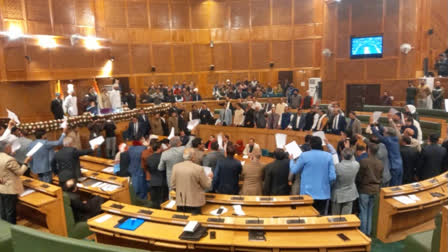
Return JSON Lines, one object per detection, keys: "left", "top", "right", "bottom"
{"left": 350, "top": 36, "right": 383, "bottom": 59}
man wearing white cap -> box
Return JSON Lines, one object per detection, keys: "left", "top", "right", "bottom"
{"left": 109, "top": 83, "right": 122, "bottom": 112}
{"left": 63, "top": 84, "right": 78, "bottom": 116}
{"left": 192, "top": 88, "right": 202, "bottom": 101}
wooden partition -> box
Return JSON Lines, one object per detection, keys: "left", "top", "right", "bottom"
{"left": 196, "top": 124, "right": 340, "bottom": 152}
{"left": 376, "top": 172, "right": 448, "bottom": 243}
{"left": 18, "top": 176, "right": 67, "bottom": 236}
{"left": 80, "top": 156, "right": 115, "bottom": 174}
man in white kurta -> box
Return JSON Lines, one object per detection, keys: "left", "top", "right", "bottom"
{"left": 109, "top": 84, "right": 122, "bottom": 112}
{"left": 63, "top": 93, "right": 78, "bottom": 116}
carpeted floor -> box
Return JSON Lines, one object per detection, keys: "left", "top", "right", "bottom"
{"left": 371, "top": 238, "right": 404, "bottom": 252}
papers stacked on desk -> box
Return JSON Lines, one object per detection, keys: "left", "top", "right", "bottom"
{"left": 95, "top": 214, "right": 112, "bottom": 223}
{"left": 232, "top": 205, "right": 245, "bottom": 216}
{"left": 19, "top": 189, "right": 35, "bottom": 197}
{"left": 393, "top": 195, "right": 420, "bottom": 205}
{"left": 102, "top": 166, "right": 114, "bottom": 173}
{"left": 90, "top": 181, "right": 120, "bottom": 192}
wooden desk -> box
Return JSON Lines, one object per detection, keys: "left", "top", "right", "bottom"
{"left": 376, "top": 172, "right": 448, "bottom": 243}
{"left": 441, "top": 205, "right": 448, "bottom": 252}
{"left": 80, "top": 155, "right": 114, "bottom": 174}
{"left": 88, "top": 213, "right": 371, "bottom": 252}
{"left": 18, "top": 176, "right": 68, "bottom": 236}
{"left": 52, "top": 169, "right": 131, "bottom": 204}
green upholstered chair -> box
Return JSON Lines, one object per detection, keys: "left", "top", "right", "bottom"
{"left": 403, "top": 213, "right": 442, "bottom": 252}
{"left": 10, "top": 224, "right": 147, "bottom": 252}
{"left": 62, "top": 192, "right": 93, "bottom": 239}
{"left": 129, "top": 183, "right": 152, "bottom": 208}
{"left": 0, "top": 220, "right": 12, "bottom": 252}
{"left": 261, "top": 149, "right": 271, "bottom": 157}
{"left": 371, "top": 193, "right": 380, "bottom": 239}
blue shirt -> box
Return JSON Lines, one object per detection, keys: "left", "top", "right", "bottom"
{"left": 290, "top": 150, "right": 336, "bottom": 200}
{"left": 28, "top": 133, "right": 65, "bottom": 174}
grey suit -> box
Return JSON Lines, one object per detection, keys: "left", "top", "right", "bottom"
{"left": 331, "top": 160, "right": 359, "bottom": 215}
{"left": 347, "top": 118, "right": 362, "bottom": 136}
{"left": 218, "top": 109, "right": 232, "bottom": 126}
{"left": 158, "top": 146, "right": 185, "bottom": 190}
{"left": 202, "top": 151, "right": 225, "bottom": 172}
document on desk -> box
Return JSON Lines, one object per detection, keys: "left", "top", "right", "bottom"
{"left": 89, "top": 136, "right": 105, "bottom": 149}
{"left": 19, "top": 189, "right": 35, "bottom": 197}
{"left": 285, "top": 141, "right": 302, "bottom": 159}
{"left": 275, "top": 133, "right": 287, "bottom": 148}
{"left": 102, "top": 166, "right": 114, "bottom": 173}
{"left": 408, "top": 194, "right": 421, "bottom": 201}
{"left": 210, "top": 206, "right": 227, "bottom": 216}
{"left": 166, "top": 200, "right": 176, "bottom": 209}
{"left": 95, "top": 214, "right": 113, "bottom": 223}
{"left": 26, "top": 142, "right": 43, "bottom": 157}
{"left": 233, "top": 205, "right": 245, "bottom": 216}
{"left": 393, "top": 195, "right": 416, "bottom": 205}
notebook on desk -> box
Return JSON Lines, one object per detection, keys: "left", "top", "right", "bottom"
{"left": 115, "top": 218, "right": 144, "bottom": 231}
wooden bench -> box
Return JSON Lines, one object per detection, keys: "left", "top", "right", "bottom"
{"left": 376, "top": 172, "right": 448, "bottom": 243}
{"left": 18, "top": 176, "right": 67, "bottom": 236}
{"left": 80, "top": 155, "right": 115, "bottom": 174}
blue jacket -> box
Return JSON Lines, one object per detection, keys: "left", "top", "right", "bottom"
{"left": 290, "top": 150, "right": 336, "bottom": 200}
{"left": 212, "top": 157, "right": 242, "bottom": 195}
{"left": 371, "top": 126, "right": 403, "bottom": 171}
{"left": 127, "top": 146, "right": 146, "bottom": 176}
{"left": 28, "top": 133, "right": 65, "bottom": 174}
{"left": 280, "top": 112, "right": 292, "bottom": 130}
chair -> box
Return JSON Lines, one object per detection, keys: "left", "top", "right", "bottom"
{"left": 261, "top": 148, "right": 271, "bottom": 157}
{"left": 62, "top": 192, "right": 93, "bottom": 239}
{"left": 0, "top": 219, "right": 12, "bottom": 252}
{"left": 403, "top": 213, "right": 442, "bottom": 252}
{"left": 129, "top": 183, "right": 152, "bottom": 208}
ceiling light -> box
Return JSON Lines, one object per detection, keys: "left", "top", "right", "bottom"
{"left": 4, "top": 23, "right": 24, "bottom": 40}
{"left": 84, "top": 37, "right": 102, "bottom": 50}
{"left": 37, "top": 36, "right": 57, "bottom": 49}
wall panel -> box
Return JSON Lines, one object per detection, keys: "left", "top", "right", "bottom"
{"left": 25, "top": 0, "right": 50, "bottom": 23}
{"left": 230, "top": 1, "right": 249, "bottom": 28}
{"left": 53, "top": 0, "right": 76, "bottom": 25}
{"left": 104, "top": 0, "right": 126, "bottom": 27}
{"left": 171, "top": 2, "right": 190, "bottom": 29}
{"left": 213, "top": 43, "right": 231, "bottom": 70}
{"left": 251, "top": 0, "right": 270, "bottom": 27}
{"left": 193, "top": 44, "right": 211, "bottom": 72}
{"left": 173, "top": 45, "right": 192, "bottom": 73}
{"left": 272, "top": 0, "right": 291, "bottom": 25}
{"left": 75, "top": 0, "right": 95, "bottom": 26}
{"left": 152, "top": 44, "right": 172, "bottom": 73}
{"left": 231, "top": 42, "right": 249, "bottom": 69}
{"left": 251, "top": 41, "right": 270, "bottom": 69}
{"left": 131, "top": 44, "right": 150, "bottom": 73}
{"left": 351, "top": 0, "right": 383, "bottom": 35}
{"left": 272, "top": 40, "right": 292, "bottom": 68}
{"left": 4, "top": 0, "right": 23, "bottom": 19}
{"left": 294, "top": 40, "right": 314, "bottom": 67}
{"left": 191, "top": 0, "right": 209, "bottom": 29}
{"left": 150, "top": 2, "right": 170, "bottom": 29}
{"left": 127, "top": 0, "right": 149, "bottom": 28}
{"left": 294, "top": 0, "right": 314, "bottom": 24}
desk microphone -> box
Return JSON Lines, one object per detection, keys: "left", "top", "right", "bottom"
{"left": 244, "top": 215, "right": 263, "bottom": 224}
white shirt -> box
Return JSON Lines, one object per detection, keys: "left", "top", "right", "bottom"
{"left": 109, "top": 90, "right": 122, "bottom": 110}
{"left": 63, "top": 95, "right": 78, "bottom": 116}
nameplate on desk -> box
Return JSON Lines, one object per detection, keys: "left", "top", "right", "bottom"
{"left": 108, "top": 176, "right": 117, "bottom": 180}
{"left": 430, "top": 192, "right": 445, "bottom": 198}
{"left": 286, "top": 219, "right": 305, "bottom": 224}
{"left": 411, "top": 183, "right": 421, "bottom": 188}
{"left": 207, "top": 218, "right": 225, "bottom": 223}
{"left": 138, "top": 209, "right": 153, "bottom": 215}
{"left": 172, "top": 214, "right": 189, "bottom": 220}
{"left": 429, "top": 179, "right": 438, "bottom": 184}
{"left": 328, "top": 217, "right": 347, "bottom": 223}
{"left": 231, "top": 196, "right": 244, "bottom": 201}
{"left": 390, "top": 187, "right": 402, "bottom": 192}
{"left": 40, "top": 184, "right": 50, "bottom": 189}
{"left": 91, "top": 172, "right": 99, "bottom": 176}
{"left": 445, "top": 173, "right": 448, "bottom": 179}
{"left": 246, "top": 219, "right": 264, "bottom": 224}
{"left": 205, "top": 194, "right": 215, "bottom": 199}
{"left": 258, "top": 197, "right": 274, "bottom": 201}
{"left": 110, "top": 203, "right": 124, "bottom": 209}
{"left": 23, "top": 179, "right": 33, "bottom": 183}
{"left": 290, "top": 196, "right": 304, "bottom": 200}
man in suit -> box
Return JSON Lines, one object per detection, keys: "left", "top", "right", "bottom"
{"left": 146, "top": 142, "right": 168, "bottom": 209}
{"left": 0, "top": 140, "right": 31, "bottom": 224}
{"left": 279, "top": 106, "right": 293, "bottom": 130}
{"left": 137, "top": 109, "right": 151, "bottom": 137}
{"left": 192, "top": 88, "right": 202, "bottom": 101}
{"left": 242, "top": 138, "right": 261, "bottom": 156}
{"left": 357, "top": 143, "right": 384, "bottom": 236}
{"left": 330, "top": 109, "right": 347, "bottom": 135}
{"left": 331, "top": 148, "right": 359, "bottom": 215}
{"left": 171, "top": 148, "right": 212, "bottom": 215}
{"left": 289, "top": 108, "right": 306, "bottom": 131}
{"left": 240, "top": 152, "right": 264, "bottom": 195}
{"left": 304, "top": 105, "right": 318, "bottom": 131}
{"left": 266, "top": 105, "right": 280, "bottom": 129}
{"left": 158, "top": 137, "right": 185, "bottom": 191}
{"left": 199, "top": 103, "right": 212, "bottom": 125}
{"left": 400, "top": 136, "right": 419, "bottom": 184}
{"left": 51, "top": 137, "right": 96, "bottom": 187}
{"left": 202, "top": 142, "right": 225, "bottom": 172}
{"left": 28, "top": 128, "right": 66, "bottom": 183}
{"left": 127, "top": 89, "right": 137, "bottom": 110}
{"left": 191, "top": 137, "right": 205, "bottom": 165}
{"left": 63, "top": 179, "right": 103, "bottom": 222}
{"left": 233, "top": 103, "right": 245, "bottom": 127}
{"left": 126, "top": 117, "right": 145, "bottom": 141}
{"left": 263, "top": 149, "right": 290, "bottom": 195}
{"left": 50, "top": 93, "right": 64, "bottom": 119}
{"left": 254, "top": 105, "right": 266, "bottom": 128}
{"left": 166, "top": 112, "right": 179, "bottom": 136}
{"left": 189, "top": 104, "right": 200, "bottom": 121}
{"left": 127, "top": 141, "right": 147, "bottom": 199}
{"left": 347, "top": 112, "right": 362, "bottom": 136}
{"left": 243, "top": 105, "right": 255, "bottom": 128}
{"left": 212, "top": 145, "right": 242, "bottom": 195}
{"left": 87, "top": 117, "right": 104, "bottom": 156}
{"left": 288, "top": 89, "right": 302, "bottom": 109}
{"left": 150, "top": 113, "right": 164, "bottom": 136}
{"left": 418, "top": 134, "right": 446, "bottom": 180}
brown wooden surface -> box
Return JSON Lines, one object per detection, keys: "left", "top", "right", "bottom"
{"left": 441, "top": 205, "right": 448, "bottom": 252}
{"left": 88, "top": 213, "right": 371, "bottom": 252}
{"left": 18, "top": 176, "right": 68, "bottom": 236}
{"left": 80, "top": 155, "right": 115, "bottom": 174}
{"left": 376, "top": 171, "right": 448, "bottom": 243}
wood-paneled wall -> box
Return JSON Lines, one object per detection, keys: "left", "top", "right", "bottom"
{"left": 321, "top": 0, "right": 448, "bottom": 106}
{"left": 0, "top": 0, "right": 324, "bottom": 97}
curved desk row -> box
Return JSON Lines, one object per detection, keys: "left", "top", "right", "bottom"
{"left": 80, "top": 155, "right": 115, "bottom": 174}
{"left": 376, "top": 172, "right": 448, "bottom": 243}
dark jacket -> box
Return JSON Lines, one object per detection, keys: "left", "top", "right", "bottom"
{"left": 254, "top": 110, "right": 266, "bottom": 128}
{"left": 138, "top": 114, "right": 151, "bottom": 136}
{"left": 400, "top": 145, "right": 419, "bottom": 184}
{"left": 127, "top": 94, "right": 137, "bottom": 109}
{"left": 202, "top": 151, "right": 225, "bottom": 172}
{"left": 103, "top": 121, "right": 116, "bottom": 138}
{"left": 330, "top": 114, "right": 347, "bottom": 135}
{"left": 304, "top": 112, "right": 316, "bottom": 131}
{"left": 51, "top": 98, "right": 64, "bottom": 119}
{"left": 117, "top": 152, "right": 131, "bottom": 177}
{"left": 357, "top": 156, "right": 384, "bottom": 195}
{"left": 280, "top": 112, "right": 292, "bottom": 130}
{"left": 146, "top": 153, "right": 166, "bottom": 187}
{"left": 51, "top": 147, "right": 93, "bottom": 184}
{"left": 87, "top": 121, "right": 104, "bottom": 140}
{"left": 418, "top": 144, "right": 447, "bottom": 180}
{"left": 126, "top": 121, "right": 145, "bottom": 140}
{"left": 244, "top": 109, "right": 255, "bottom": 128}
{"left": 66, "top": 191, "right": 103, "bottom": 222}
{"left": 212, "top": 157, "right": 242, "bottom": 195}
{"left": 290, "top": 113, "right": 306, "bottom": 131}
{"left": 199, "top": 109, "right": 212, "bottom": 125}
{"left": 263, "top": 159, "right": 290, "bottom": 195}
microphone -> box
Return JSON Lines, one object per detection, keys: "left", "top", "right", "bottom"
{"left": 243, "top": 215, "right": 263, "bottom": 224}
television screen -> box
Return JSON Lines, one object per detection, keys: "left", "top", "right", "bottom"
{"left": 350, "top": 36, "right": 383, "bottom": 59}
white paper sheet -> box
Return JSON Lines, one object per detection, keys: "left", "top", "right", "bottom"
{"left": 389, "top": 108, "right": 399, "bottom": 115}
{"left": 102, "top": 166, "right": 114, "bottom": 173}
{"left": 166, "top": 200, "right": 176, "bottom": 209}
{"left": 275, "top": 133, "right": 287, "bottom": 149}
{"left": 149, "top": 134, "right": 159, "bottom": 140}
{"left": 332, "top": 154, "right": 340, "bottom": 165}
{"left": 393, "top": 195, "right": 416, "bottom": 205}
{"left": 241, "top": 161, "right": 245, "bottom": 166}
{"left": 445, "top": 99, "right": 448, "bottom": 112}
{"left": 6, "top": 109, "right": 20, "bottom": 125}
{"left": 11, "top": 141, "right": 21, "bottom": 153}
{"left": 187, "top": 119, "right": 200, "bottom": 131}
{"left": 167, "top": 127, "right": 175, "bottom": 140}
{"left": 372, "top": 111, "right": 382, "bottom": 123}
{"left": 242, "top": 155, "right": 249, "bottom": 159}
{"left": 217, "top": 134, "right": 223, "bottom": 149}
{"left": 232, "top": 205, "right": 245, "bottom": 216}
{"left": 60, "top": 118, "right": 68, "bottom": 129}
{"left": 210, "top": 206, "right": 227, "bottom": 216}
{"left": 183, "top": 221, "right": 199, "bottom": 232}
{"left": 203, "top": 166, "right": 212, "bottom": 177}
{"left": 95, "top": 214, "right": 113, "bottom": 223}
{"left": 408, "top": 194, "right": 421, "bottom": 201}
{"left": 26, "top": 142, "right": 43, "bottom": 157}
{"left": 312, "top": 131, "right": 326, "bottom": 145}
{"left": 89, "top": 136, "right": 105, "bottom": 149}
{"left": 19, "top": 189, "right": 35, "bottom": 197}
{"left": 285, "top": 141, "right": 302, "bottom": 159}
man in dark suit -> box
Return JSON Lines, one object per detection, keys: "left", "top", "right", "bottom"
{"left": 212, "top": 145, "right": 242, "bottom": 195}
{"left": 199, "top": 103, "right": 212, "bottom": 125}
{"left": 127, "top": 89, "right": 137, "bottom": 109}
{"left": 192, "top": 88, "right": 202, "bottom": 101}
{"left": 263, "top": 148, "right": 290, "bottom": 195}
{"left": 145, "top": 142, "right": 168, "bottom": 209}
{"left": 243, "top": 106, "right": 255, "bottom": 128}
{"left": 330, "top": 109, "right": 347, "bottom": 135}
{"left": 126, "top": 117, "right": 145, "bottom": 141}
{"left": 137, "top": 109, "right": 151, "bottom": 137}
{"left": 400, "top": 136, "right": 419, "bottom": 184}
{"left": 303, "top": 106, "right": 318, "bottom": 131}
{"left": 418, "top": 134, "right": 447, "bottom": 180}
{"left": 50, "top": 93, "right": 64, "bottom": 119}
{"left": 63, "top": 179, "right": 104, "bottom": 222}
{"left": 289, "top": 108, "right": 306, "bottom": 131}
{"left": 51, "top": 137, "right": 95, "bottom": 187}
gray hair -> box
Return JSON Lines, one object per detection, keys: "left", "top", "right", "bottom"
{"left": 0, "top": 140, "right": 11, "bottom": 153}
{"left": 384, "top": 127, "right": 396, "bottom": 137}
{"left": 63, "top": 136, "right": 73, "bottom": 147}
{"left": 183, "top": 148, "right": 195, "bottom": 160}
{"left": 341, "top": 148, "right": 353, "bottom": 161}
{"left": 169, "top": 136, "right": 181, "bottom": 147}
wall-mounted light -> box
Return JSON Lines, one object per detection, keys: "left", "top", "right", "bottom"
{"left": 151, "top": 66, "right": 156, "bottom": 72}
{"left": 109, "top": 56, "right": 115, "bottom": 62}
{"left": 400, "top": 43, "right": 413, "bottom": 54}
{"left": 24, "top": 55, "right": 31, "bottom": 63}
{"left": 37, "top": 35, "right": 57, "bottom": 49}
{"left": 100, "top": 60, "right": 113, "bottom": 77}
{"left": 322, "top": 48, "right": 332, "bottom": 58}
{"left": 269, "top": 62, "right": 274, "bottom": 68}
{"left": 209, "top": 64, "right": 215, "bottom": 71}
{"left": 210, "top": 41, "right": 214, "bottom": 48}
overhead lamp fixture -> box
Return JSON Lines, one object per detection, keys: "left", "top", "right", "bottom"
{"left": 37, "top": 35, "right": 57, "bottom": 49}
{"left": 84, "top": 36, "right": 102, "bottom": 50}
{"left": 0, "top": 23, "right": 24, "bottom": 40}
